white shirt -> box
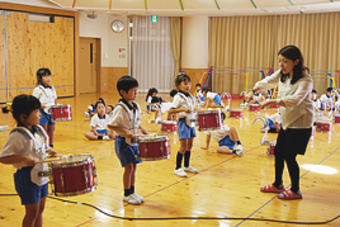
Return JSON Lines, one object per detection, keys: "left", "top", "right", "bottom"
{"left": 319, "top": 94, "right": 333, "bottom": 106}
{"left": 90, "top": 113, "right": 110, "bottom": 131}
{"left": 196, "top": 90, "right": 204, "bottom": 99}
{"left": 108, "top": 100, "right": 141, "bottom": 144}
{"left": 312, "top": 99, "right": 321, "bottom": 110}
{"left": 146, "top": 96, "right": 152, "bottom": 104}
{"left": 32, "top": 85, "right": 57, "bottom": 113}
{"left": 172, "top": 92, "right": 197, "bottom": 119}
{"left": 206, "top": 125, "right": 230, "bottom": 142}
{"left": 253, "top": 69, "right": 314, "bottom": 130}
{"left": 207, "top": 91, "right": 217, "bottom": 100}
{"left": 0, "top": 125, "right": 49, "bottom": 186}
{"left": 159, "top": 102, "right": 174, "bottom": 114}
{"left": 253, "top": 93, "right": 263, "bottom": 101}
{"left": 269, "top": 112, "right": 281, "bottom": 124}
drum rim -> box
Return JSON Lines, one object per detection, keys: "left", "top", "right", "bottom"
{"left": 52, "top": 184, "right": 97, "bottom": 197}
{"left": 197, "top": 110, "right": 221, "bottom": 114}
{"left": 51, "top": 104, "right": 72, "bottom": 108}
{"left": 159, "top": 120, "right": 177, "bottom": 124}
{"left": 136, "top": 135, "right": 169, "bottom": 142}
{"left": 140, "top": 154, "right": 170, "bottom": 161}
{"left": 198, "top": 127, "right": 222, "bottom": 131}
{"left": 50, "top": 155, "right": 94, "bottom": 168}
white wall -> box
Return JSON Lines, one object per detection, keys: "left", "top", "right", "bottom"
{"left": 181, "top": 16, "right": 209, "bottom": 69}
{"left": 79, "top": 12, "right": 128, "bottom": 67}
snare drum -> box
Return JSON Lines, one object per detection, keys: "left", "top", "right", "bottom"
{"left": 249, "top": 104, "right": 260, "bottom": 112}
{"left": 136, "top": 135, "right": 170, "bottom": 161}
{"left": 334, "top": 114, "right": 340, "bottom": 124}
{"left": 267, "top": 141, "right": 276, "bottom": 157}
{"left": 159, "top": 120, "right": 177, "bottom": 132}
{"left": 229, "top": 109, "right": 243, "bottom": 118}
{"left": 270, "top": 104, "right": 280, "bottom": 109}
{"left": 49, "top": 155, "right": 97, "bottom": 196}
{"left": 51, "top": 104, "right": 72, "bottom": 121}
{"left": 197, "top": 110, "right": 222, "bottom": 131}
{"left": 316, "top": 121, "right": 331, "bottom": 132}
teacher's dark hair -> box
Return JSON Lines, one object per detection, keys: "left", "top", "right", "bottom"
{"left": 279, "top": 45, "right": 309, "bottom": 85}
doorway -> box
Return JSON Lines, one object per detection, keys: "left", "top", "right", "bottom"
{"left": 79, "top": 37, "right": 101, "bottom": 94}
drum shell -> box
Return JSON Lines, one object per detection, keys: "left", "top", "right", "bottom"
{"left": 51, "top": 105, "right": 72, "bottom": 121}
{"left": 334, "top": 115, "right": 340, "bottom": 124}
{"left": 49, "top": 155, "right": 97, "bottom": 196}
{"left": 160, "top": 121, "right": 177, "bottom": 132}
{"left": 137, "top": 136, "right": 170, "bottom": 161}
{"left": 197, "top": 110, "right": 222, "bottom": 131}
{"left": 316, "top": 121, "right": 331, "bottom": 132}
{"left": 249, "top": 104, "right": 260, "bottom": 112}
{"left": 229, "top": 109, "right": 243, "bottom": 118}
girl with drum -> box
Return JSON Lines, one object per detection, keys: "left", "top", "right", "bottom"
{"left": 32, "top": 68, "right": 57, "bottom": 148}
{"left": 246, "top": 45, "right": 313, "bottom": 200}
{"left": 168, "top": 73, "right": 199, "bottom": 177}
{"left": 0, "top": 95, "right": 57, "bottom": 226}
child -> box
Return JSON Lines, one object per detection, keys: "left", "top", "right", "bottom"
{"left": 195, "top": 83, "right": 205, "bottom": 104}
{"left": 168, "top": 73, "right": 198, "bottom": 177}
{"left": 32, "top": 68, "right": 57, "bottom": 148}
{"left": 153, "top": 89, "right": 178, "bottom": 123}
{"left": 84, "top": 100, "right": 116, "bottom": 140}
{"left": 311, "top": 89, "right": 320, "bottom": 109}
{"left": 84, "top": 98, "right": 106, "bottom": 118}
{"left": 145, "top": 88, "right": 163, "bottom": 113}
{"left": 106, "top": 104, "right": 115, "bottom": 117}
{"left": 334, "top": 89, "right": 340, "bottom": 113}
{"left": 108, "top": 76, "right": 148, "bottom": 205}
{"left": 201, "top": 113, "right": 243, "bottom": 156}
{"left": 202, "top": 88, "right": 224, "bottom": 108}
{"left": 0, "top": 94, "right": 57, "bottom": 227}
{"left": 319, "top": 87, "right": 334, "bottom": 110}
{"left": 249, "top": 92, "right": 265, "bottom": 105}
{"left": 260, "top": 112, "right": 281, "bottom": 133}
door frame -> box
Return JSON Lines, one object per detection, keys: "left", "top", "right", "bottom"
{"left": 79, "top": 36, "right": 101, "bottom": 94}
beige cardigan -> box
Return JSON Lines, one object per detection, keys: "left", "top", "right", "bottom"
{"left": 253, "top": 69, "right": 314, "bottom": 130}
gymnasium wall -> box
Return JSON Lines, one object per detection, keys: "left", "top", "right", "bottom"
{"left": 79, "top": 12, "right": 128, "bottom": 94}
{"left": 0, "top": 3, "right": 77, "bottom": 102}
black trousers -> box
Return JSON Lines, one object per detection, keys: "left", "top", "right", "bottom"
{"left": 273, "top": 127, "right": 312, "bottom": 192}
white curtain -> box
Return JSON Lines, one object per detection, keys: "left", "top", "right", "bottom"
{"left": 131, "top": 16, "right": 175, "bottom": 92}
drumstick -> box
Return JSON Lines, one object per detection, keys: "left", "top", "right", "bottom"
{"left": 36, "top": 155, "right": 65, "bottom": 164}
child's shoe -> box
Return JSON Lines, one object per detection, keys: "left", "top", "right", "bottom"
{"left": 183, "top": 166, "right": 199, "bottom": 173}
{"left": 174, "top": 168, "right": 188, "bottom": 177}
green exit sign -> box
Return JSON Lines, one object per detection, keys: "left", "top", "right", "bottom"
{"left": 151, "top": 15, "right": 158, "bottom": 23}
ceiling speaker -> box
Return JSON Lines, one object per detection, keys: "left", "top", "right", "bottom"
{"left": 87, "top": 11, "right": 98, "bottom": 19}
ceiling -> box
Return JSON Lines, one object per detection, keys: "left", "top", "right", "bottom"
{"left": 4, "top": 0, "right": 340, "bottom": 16}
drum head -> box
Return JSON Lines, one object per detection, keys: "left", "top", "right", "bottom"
{"left": 159, "top": 120, "right": 176, "bottom": 124}
{"left": 50, "top": 154, "right": 94, "bottom": 168}
{"left": 137, "top": 135, "right": 169, "bottom": 142}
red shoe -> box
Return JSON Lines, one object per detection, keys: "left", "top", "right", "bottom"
{"left": 277, "top": 189, "right": 302, "bottom": 200}
{"left": 260, "top": 184, "right": 285, "bottom": 193}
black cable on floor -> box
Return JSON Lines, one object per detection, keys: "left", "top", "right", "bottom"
{"left": 0, "top": 193, "right": 339, "bottom": 224}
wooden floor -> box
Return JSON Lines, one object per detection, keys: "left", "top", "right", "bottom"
{"left": 0, "top": 93, "right": 340, "bottom": 227}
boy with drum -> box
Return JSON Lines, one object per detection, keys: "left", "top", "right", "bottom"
{"left": 108, "top": 76, "right": 148, "bottom": 205}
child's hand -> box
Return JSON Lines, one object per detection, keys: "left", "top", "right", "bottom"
{"left": 47, "top": 149, "right": 57, "bottom": 157}
{"left": 125, "top": 131, "right": 134, "bottom": 138}
{"left": 141, "top": 128, "right": 148, "bottom": 135}
{"left": 259, "top": 100, "right": 272, "bottom": 109}
{"left": 200, "top": 146, "right": 208, "bottom": 150}
{"left": 25, "top": 157, "right": 37, "bottom": 166}
{"left": 185, "top": 108, "right": 192, "bottom": 113}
